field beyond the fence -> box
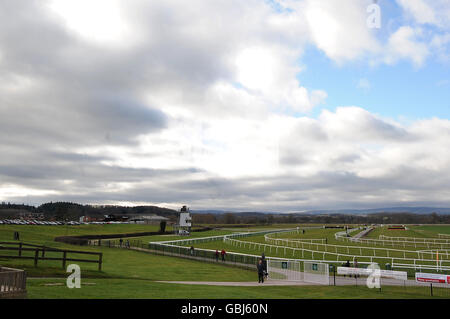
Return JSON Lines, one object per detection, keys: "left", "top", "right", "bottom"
{"left": 1, "top": 223, "right": 450, "bottom": 299}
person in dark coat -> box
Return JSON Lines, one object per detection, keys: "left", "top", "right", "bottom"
{"left": 221, "top": 249, "right": 226, "bottom": 261}
{"left": 353, "top": 258, "right": 359, "bottom": 278}
{"left": 343, "top": 260, "right": 351, "bottom": 277}
{"left": 261, "top": 253, "right": 268, "bottom": 279}
{"left": 257, "top": 259, "right": 265, "bottom": 283}
{"left": 215, "top": 250, "right": 219, "bottom": 262}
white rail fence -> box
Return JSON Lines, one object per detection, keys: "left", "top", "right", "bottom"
{"left": 150, "top": 226, "right": 450, "bottom": 273}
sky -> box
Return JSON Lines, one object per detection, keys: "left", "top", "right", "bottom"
{"left": 0, "top": 0, "right": 449, "bottom": 212}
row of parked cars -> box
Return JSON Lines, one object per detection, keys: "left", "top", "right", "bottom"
{"left": 0, "top": 219, "right": 81, "bottom": 225}
{"left": 0, "top": 219, "right": 130, "bottom": 226}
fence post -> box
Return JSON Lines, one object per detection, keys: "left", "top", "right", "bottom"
{"left": 19, "top": 242, "right": 23, "bottom": 257}
{"left": 34, "top": 249, "right": 39, "bottom": 267}
{"left": 430, "top": 283, "right": 433, "bottom": 297}
{"left": 98, "top": 253, "right": 103, "bottom": 271}
{"left": 333, "top": 266, "right": 336, "bottom": 286}
{"left": 62, "top": 251, "right": 67, "bottom": 269}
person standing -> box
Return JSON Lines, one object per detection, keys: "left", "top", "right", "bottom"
{"left": 257, "top": 259, "right": 265, "bottom": 283}
{"left": 215, "top": 250, "right": 219, "bottom": 262}
{"left": 343, "top": 260, "right": 350, "bottom": 277}
{"left": 354, "top": 258, "right": 359, "bottom": 278}
{"left": 261, "top": 253, "right": 268, "bottom": 279}
{"left": 221, "top": 249, "right": 226, "bottom": 262}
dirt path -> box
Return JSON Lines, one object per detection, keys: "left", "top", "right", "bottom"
{"left": 156, "top": 279, "right": 319, "bottom": 286}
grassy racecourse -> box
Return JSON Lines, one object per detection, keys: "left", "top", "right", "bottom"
{"left": 26, "top": 278, "right": 444, "bottom": 299}
{"left": 1, "top": 223, "right": 450, "bottom": 298}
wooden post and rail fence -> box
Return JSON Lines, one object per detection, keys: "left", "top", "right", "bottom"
{"left": 0, "top": 241, "right": 103, "bottom": 271}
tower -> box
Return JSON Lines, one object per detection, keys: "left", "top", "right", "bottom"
{"left": 175, "top": 205, "right": 192, "bottom": 235}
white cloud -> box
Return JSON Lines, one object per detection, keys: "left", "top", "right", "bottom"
{"left": 383, "top": 26, "right": 430, "bottom": 67}
{"left": 278, "top": 107, "right": 450, "bottom": 183}
{"left": 357, "top": 78, "right": 371, "bottom": 90}
{"left": 1, "top": 1, "right": 450, "bottom": 210}
{"left": 394, "top": 0, "right": 450, "bottom": 66}
{"left": 46, "top": 0, "right": 136, "bottom": 47}
{"left": 396, "top": 0, "right": 450, "bottom": 29}
{"left": 303, "top": 0, "right": 381, "bottom": 63}
{"left": 430, "top": 33, "right": 450, "bottom": 63}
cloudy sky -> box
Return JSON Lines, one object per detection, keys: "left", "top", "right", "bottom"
{"left": 1, "top": 0, "right": 449, "bottom": 212}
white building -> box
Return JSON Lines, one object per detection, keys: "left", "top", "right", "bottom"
{"left": 174, "top": 205, "right": 192, "bottom": 235}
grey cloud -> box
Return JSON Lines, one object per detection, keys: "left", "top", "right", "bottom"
{"left": 0, "top": 1, "right": 170, "bottom": 150}
{"left": 8, "top": 168, "right": 450, "bottom": 211}
{"left": 1, "top": 1, "right": 449, "bottom": 212}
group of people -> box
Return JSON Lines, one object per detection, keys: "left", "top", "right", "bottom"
{"left": 118, "top": 238, "right": 130, "bottom": 248}
{"left": 188, "top": 246, "right": 226, "bottom": 261}
{"left": 214, "top": 249, "right": 226, "bottom": 261}
{"left": 342, "top": 258, "right": 359, "bottom": 277}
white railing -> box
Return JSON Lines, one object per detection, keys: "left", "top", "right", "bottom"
{"left": 150, "top": 226, "right": 450, "bottom": 273}
{"left": 264, "top": 236, "right": 449, "bottom": 261}
{"left": 338, "top": 234, "right": 450, "bottom": 249}
{"left": 223, "top": 230, "right": 450, "bottom": 272}
{"left": 380, "top": 235, "right": 450, "bottom": 243}
{"left": 154, "top": 228, "right": 299, "bottom": 246}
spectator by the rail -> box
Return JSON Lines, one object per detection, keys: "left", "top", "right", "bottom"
{"left": 190, "top": 246, "right": 195, "bottom": 256}
{"left": 119, "top": 238, "right": 123, "bottom": 247}
{"left": 215, "top": 249, "right": 219, "bottom": 262}
{"left": 343, "top": 260, "right": 351, "bottom": 277}
{"left": 126, "top": 240, "right": 130, "bottom": 249}
{"left": 221, "top": 249, "right": 226, "bottom": 262}
{"left": 257, "top": 259, "right": 265, "bottom": 283}
{"left": 353, "top": 258, "right": 359, "bottom": 278}
{"left": 261, "top": 253, "right": 268, "bottom": 279}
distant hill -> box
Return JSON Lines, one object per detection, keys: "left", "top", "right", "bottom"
{"left": 193, "top": 207, "right": 450, "bottom": 216}
{"left": 191, "top": 210, "right": 279, "bottom": 216}
{"left": 3, "top": 202, "right": 450, "bottom": 220}
{"left": 292, "top": 207, "right": 450, "bottom": 216}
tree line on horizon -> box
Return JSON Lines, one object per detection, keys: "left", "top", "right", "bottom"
{"left": 193, "top": 211, "right": 449, "bottom": 225}
{"left": 0, "top": 201, "right": 178, "bottom": 220}
{"left": 1, "top": 201, "right": 449, "bottom": 224}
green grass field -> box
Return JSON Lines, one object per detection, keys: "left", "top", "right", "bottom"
{"left": 26, "top": 278, "right": 445, "bottom": 299}
{"left": 2, "top": 223, "right": 450, "bottom": 299}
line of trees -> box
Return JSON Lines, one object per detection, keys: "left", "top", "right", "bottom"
{"left": 2, "top": 201, "right": 450, "bottom": 224}
{"left": 192, "top": 212, "right": 450, "bottom": 225}
{"left": 0, "top": 201, "right": 178, "bottom": 220}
